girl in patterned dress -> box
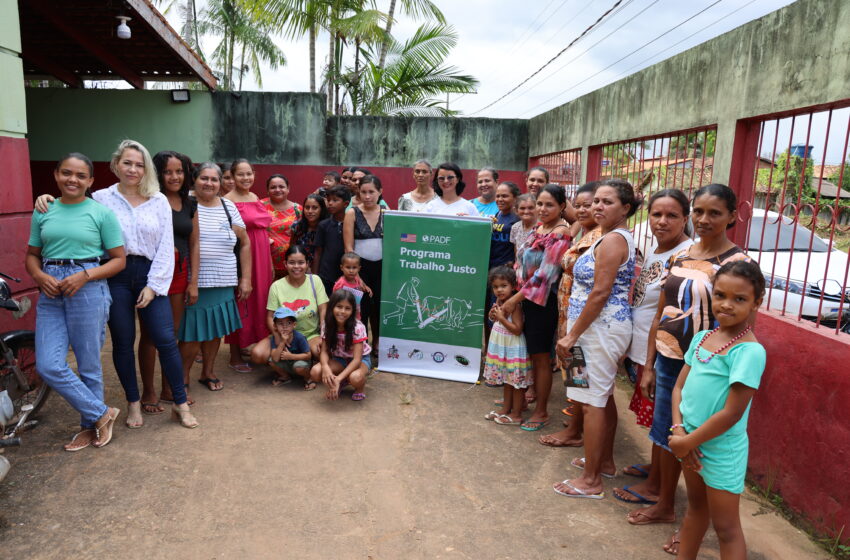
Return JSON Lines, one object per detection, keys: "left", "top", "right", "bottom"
{"left": 483, "top": 266, "right": 532, "bottom": 425}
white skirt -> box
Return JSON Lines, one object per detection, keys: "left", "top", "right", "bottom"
{"left": 566, "top": 318, "right": 632, "bottom": 408}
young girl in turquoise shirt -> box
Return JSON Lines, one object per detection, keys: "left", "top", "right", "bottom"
{"left": 668, "top": 260, "right": 767, "bottom": 559}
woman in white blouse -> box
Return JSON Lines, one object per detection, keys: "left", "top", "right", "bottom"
{"left": 36, "top": 140, "right": 198, "bottom": 429}
{"left": 424, "top": 162, "right": 479, "bottom": 216}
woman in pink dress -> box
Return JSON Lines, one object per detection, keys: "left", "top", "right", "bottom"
{"left": 224, "top": 159, "right": 274, "bottom": 372}
{"left": 261, "top": 174, "right": 302, "bottom": 278}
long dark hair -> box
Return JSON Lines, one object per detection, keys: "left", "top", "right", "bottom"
{"left": 692, "top": 183, "right": 737, "bottom": 229}
{"left": 153, "top": 150, "right": 193, "bottom": 202}
{"left": 292, "top": 194, "right": 328, "bottom": 242}
{"left": 324, "top": 290, "right": 358, "bottom": 354}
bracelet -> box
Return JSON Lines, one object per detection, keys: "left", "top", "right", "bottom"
{"left": 669, "top": 424, "right": 685, "bottom": 432}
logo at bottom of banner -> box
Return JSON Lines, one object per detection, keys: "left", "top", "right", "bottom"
{"left": 379, "top": 337, "right": 480, "bottom": 384}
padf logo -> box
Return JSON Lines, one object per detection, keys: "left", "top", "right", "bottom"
{"left": 422, "top": 234, "right": 451, "bottom": 245}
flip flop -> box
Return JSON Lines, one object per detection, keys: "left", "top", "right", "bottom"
{"left": 628, "top": 510, "right": 676, "bottom": 526}
{"left": 622, "top": 464, "right": 650, "bottom": 478}
{"left": 538, "top": 434, "right": 583, "bottom": 448}
{"left": 272, "top": 377, "right": 293, "bottom": 387}
{"left": 484, "top": 410, "right": 502, "bottom": 421}
{"left": 228, "top": 363, "right": 252, "bottom": 373}
{"left": 304, "top": 381, "right": 318, "bottom": 391}
{"left": 141, "top": 402, "right": 164, "bottom": 415}
{"left": 663, "top": 530, "right": 681, "bottom": 556}
{"left": 198, "top": 378, "right": 223, "bottom": 391}
{"left": 561, "top": 407, "right": 574, "bottom": 416}
{"left": 613, "top": 485, "right": 658, "bottom": 505}
{"left": 494, "top": 415, "right": 522, "bottom": 425}
{"left": 351, "top": 392, "right": 366, "bottom": 401}
{"left": 520, "top": 419, "right": 548, "bottom": 431}
{"left": 571, "top": 457, "right": 616, "bottom": 479}
{"left": 553, "top": 479, "right": 604, "bottom": 499}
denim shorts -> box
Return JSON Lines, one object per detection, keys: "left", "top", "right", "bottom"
{"left": 648, "top": 354, "right": 686, "bottom": 450}
{"left": 332, "top": 354, "right": 372, "bottom": 370}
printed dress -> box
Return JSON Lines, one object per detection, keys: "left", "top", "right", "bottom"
{"left": 262, "top": 199, "right": 302, "bottom": 274}
{"left": 484, "top": 315, "right": 532, "bottom": 389}
{"left": 556, "top": 227, "right": 603, "bottom": 351}
{"left": 566, "top": 229, "right": 635, "bottom": 408}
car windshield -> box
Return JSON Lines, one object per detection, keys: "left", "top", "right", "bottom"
{"left": 747, "top": 216, "right": 830, "bottom": 252}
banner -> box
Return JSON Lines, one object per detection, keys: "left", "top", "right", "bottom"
{"left": 379, "top": 211, "right": 492, "bottom": 383}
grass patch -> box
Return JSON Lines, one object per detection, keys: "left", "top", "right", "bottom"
{"left": 745, "top": 479, "right": 850, "bottom": 559}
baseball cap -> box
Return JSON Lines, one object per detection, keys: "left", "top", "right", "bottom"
{"left": 273, "top": 307, "right": 297, "bottom": 321}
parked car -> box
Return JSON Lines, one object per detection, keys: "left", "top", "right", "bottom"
{"left": 634, "top": 209, "right": 850, "bottom": 323}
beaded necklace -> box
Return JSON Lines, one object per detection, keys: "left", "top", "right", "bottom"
{"left": 695, "top": 324, "right": 752, "bottom": 363}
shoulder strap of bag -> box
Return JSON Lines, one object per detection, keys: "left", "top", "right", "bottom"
{"left": 220, "top": 196, "right": 233, "bottom": 226}
{"left": 309, "top": 274, "right": 318, "bottom": 303}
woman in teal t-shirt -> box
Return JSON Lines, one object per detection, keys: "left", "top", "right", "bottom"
{"left": 25, "top": 153, "right": 127, "bottom": 451}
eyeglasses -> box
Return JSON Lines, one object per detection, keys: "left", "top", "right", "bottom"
{"left": 437, "top": 176, "right": 457, "bottom": 182}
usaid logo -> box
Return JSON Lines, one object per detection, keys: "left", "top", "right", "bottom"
{"left": 421, "top": 234, "right": 451, "bottom": 245}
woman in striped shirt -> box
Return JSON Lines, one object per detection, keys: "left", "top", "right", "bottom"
{"left": 179, "top": 162, "right": 253, "bottom": 392}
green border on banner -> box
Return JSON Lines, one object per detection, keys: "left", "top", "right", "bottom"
{"left": 379, "top": 211, "right": 492, "bottom": 383}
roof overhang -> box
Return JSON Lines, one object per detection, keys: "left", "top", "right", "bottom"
{"left": 18, "top": 0, "right": 217, "bottom": 90}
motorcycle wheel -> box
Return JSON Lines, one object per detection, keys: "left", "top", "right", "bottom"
{"left": 0, "top": 332, "right": 50, "bottom": 422}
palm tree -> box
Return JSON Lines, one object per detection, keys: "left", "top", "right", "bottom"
{"left": 342, "top": 23, "right": 477, "bottom": 116}
{"left": 197, "top": 0, "right": 287, "bottom": 90}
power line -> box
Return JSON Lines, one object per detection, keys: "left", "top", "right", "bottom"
{"left": 608, "top": 0, "right": 757, "bottom": 82}
{"left": 454, "top": 0, "right": 573, "bottom": 105}
{"left": 468, "top": 0, "right": 630, "bottom": 116}
{"left": 492, "top": 0, "right": 659, "bottom": 113}
{"left": 541, "top": 1, "right": 595, "bottom": 46}
{"left": 519, "top": 0, "right": 724, "bottom": 117}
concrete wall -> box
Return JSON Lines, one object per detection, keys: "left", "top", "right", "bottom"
{"left": 528, "top": 0, "right": 850, "bottom": 186}
{"left": 0, "top": 0, "right": 36, "bottom": 331}
{"left": 26, "top": 89, "right": 530, "bottom": 172}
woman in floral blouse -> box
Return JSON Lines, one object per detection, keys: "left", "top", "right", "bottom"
{"left": 501, "top": 184, "right": 571, "bottom": 431}
{"left": 262, "top": 174, "right": 302, "bottom": 278}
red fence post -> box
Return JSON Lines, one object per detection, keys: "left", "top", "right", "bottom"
{"left": 585, "top": 145, "right": 603, "bottom": 182}
{"left": 727, "top": 119, "right": 763, "bottom": 247}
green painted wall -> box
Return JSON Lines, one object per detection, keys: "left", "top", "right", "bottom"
{"left": 0, "top": 0, "right": 25, "bottom": 137}
{"left": 210, "top": 92, "right": 327, "bottom": 164}
{"left": 327, "top": 116, "right": 529, "bottom": 170}
{"left": 25, "top": 89, "right": 214, "bottom": 162}
{"left": 26, "top": 89, "right": 529, "bottom": 170}
{"left": 529, "top": 0, "right": 850, "bottom": 184}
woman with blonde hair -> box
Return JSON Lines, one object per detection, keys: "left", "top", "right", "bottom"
{"left": 36, "top": 139, "right": 198, "bottom": 430}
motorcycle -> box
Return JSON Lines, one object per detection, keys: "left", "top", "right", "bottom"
{"left": 0, "top": 271, "right": 46, "bottom": 483}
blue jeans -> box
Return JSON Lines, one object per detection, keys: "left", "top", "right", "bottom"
{"left": 35, "top": 262, "right": 110, "bottom": 428}
{"left": 648, "top": 354, "right": 686, "bottom": 450}
{"left": 107, "top": 256, "right": 187, "bottom": 405}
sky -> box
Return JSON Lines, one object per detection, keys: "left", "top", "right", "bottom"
{"left": 161, "top": 0, "right": 848, "bottom": 164}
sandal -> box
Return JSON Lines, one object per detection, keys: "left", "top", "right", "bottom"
{"left": 571, "top": 457, "right": 616, "bottom": 479}
{"left": 538, "top": 433, "right": 582, "bottom": 448}
{"left": 494, "top": 415, "right": 522, "bottom": 425}
{"left": 613, "top": 485, "right": 658, "bottom": 505}
{"left": 228, "top": 363, "right": 252, "bottom": 373}
{"left": 627, "top": 510, "right": 674, "bottom": 525}
{"left": 351, "top": 392, "right": 366, "bottom": 401}
{"left": 198, "top": 378, "right": 223, "bottom": 391}
{"left": 553, "top": 479, "right": 604, "bottom": 499}
{"left": 63, "top": 429, "right": 95, "bottom": 452}
{"left": 272, "top": 376, "right": 293, "bottom": 387}
{"left": 520, "top": 419, "right": 548, "bottom": 431}
{"left": 141, "top": 402, "right": 164, "bottom": 415}
{"left": 663, "top": 530, "right": 681, "bottom": 555}
{"left": 304, "top": 381, "right": 318, "bottom": 391}
{"left": 622, "top": 464, "right": 650, "bottom": 478}
{"left": 93, "top": 407, "right": 121, "bottom": 448}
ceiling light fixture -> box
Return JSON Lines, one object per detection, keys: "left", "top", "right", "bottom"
{"left": 116, "top": 16, "right": 132, "bottom": 40}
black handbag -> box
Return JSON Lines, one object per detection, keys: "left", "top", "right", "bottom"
{"left": 220, "top": 197, "right": 242, "bottom": 279}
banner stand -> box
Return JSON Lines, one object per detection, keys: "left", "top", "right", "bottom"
{"left": 378, "top": 211, "right": 492, "bottom": 383}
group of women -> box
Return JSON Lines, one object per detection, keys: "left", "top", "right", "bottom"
{"left": 27, "top": 143, "right": 756, "bottom": 555}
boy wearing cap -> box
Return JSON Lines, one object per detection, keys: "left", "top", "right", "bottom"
{"left": 269, "top": 307, "right": 312, "bottom": 386}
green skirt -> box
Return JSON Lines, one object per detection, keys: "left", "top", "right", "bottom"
{"left": 179, "top": 287, "right": 242, "bottom": 342}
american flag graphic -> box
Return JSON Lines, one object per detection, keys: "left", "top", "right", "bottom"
{"left": 400, "top": 233, "right": 417, "bottom": 243}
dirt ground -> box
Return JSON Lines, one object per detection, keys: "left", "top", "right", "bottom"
{"left": 0, "top": 341, "right": 827, "bottom": 560}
